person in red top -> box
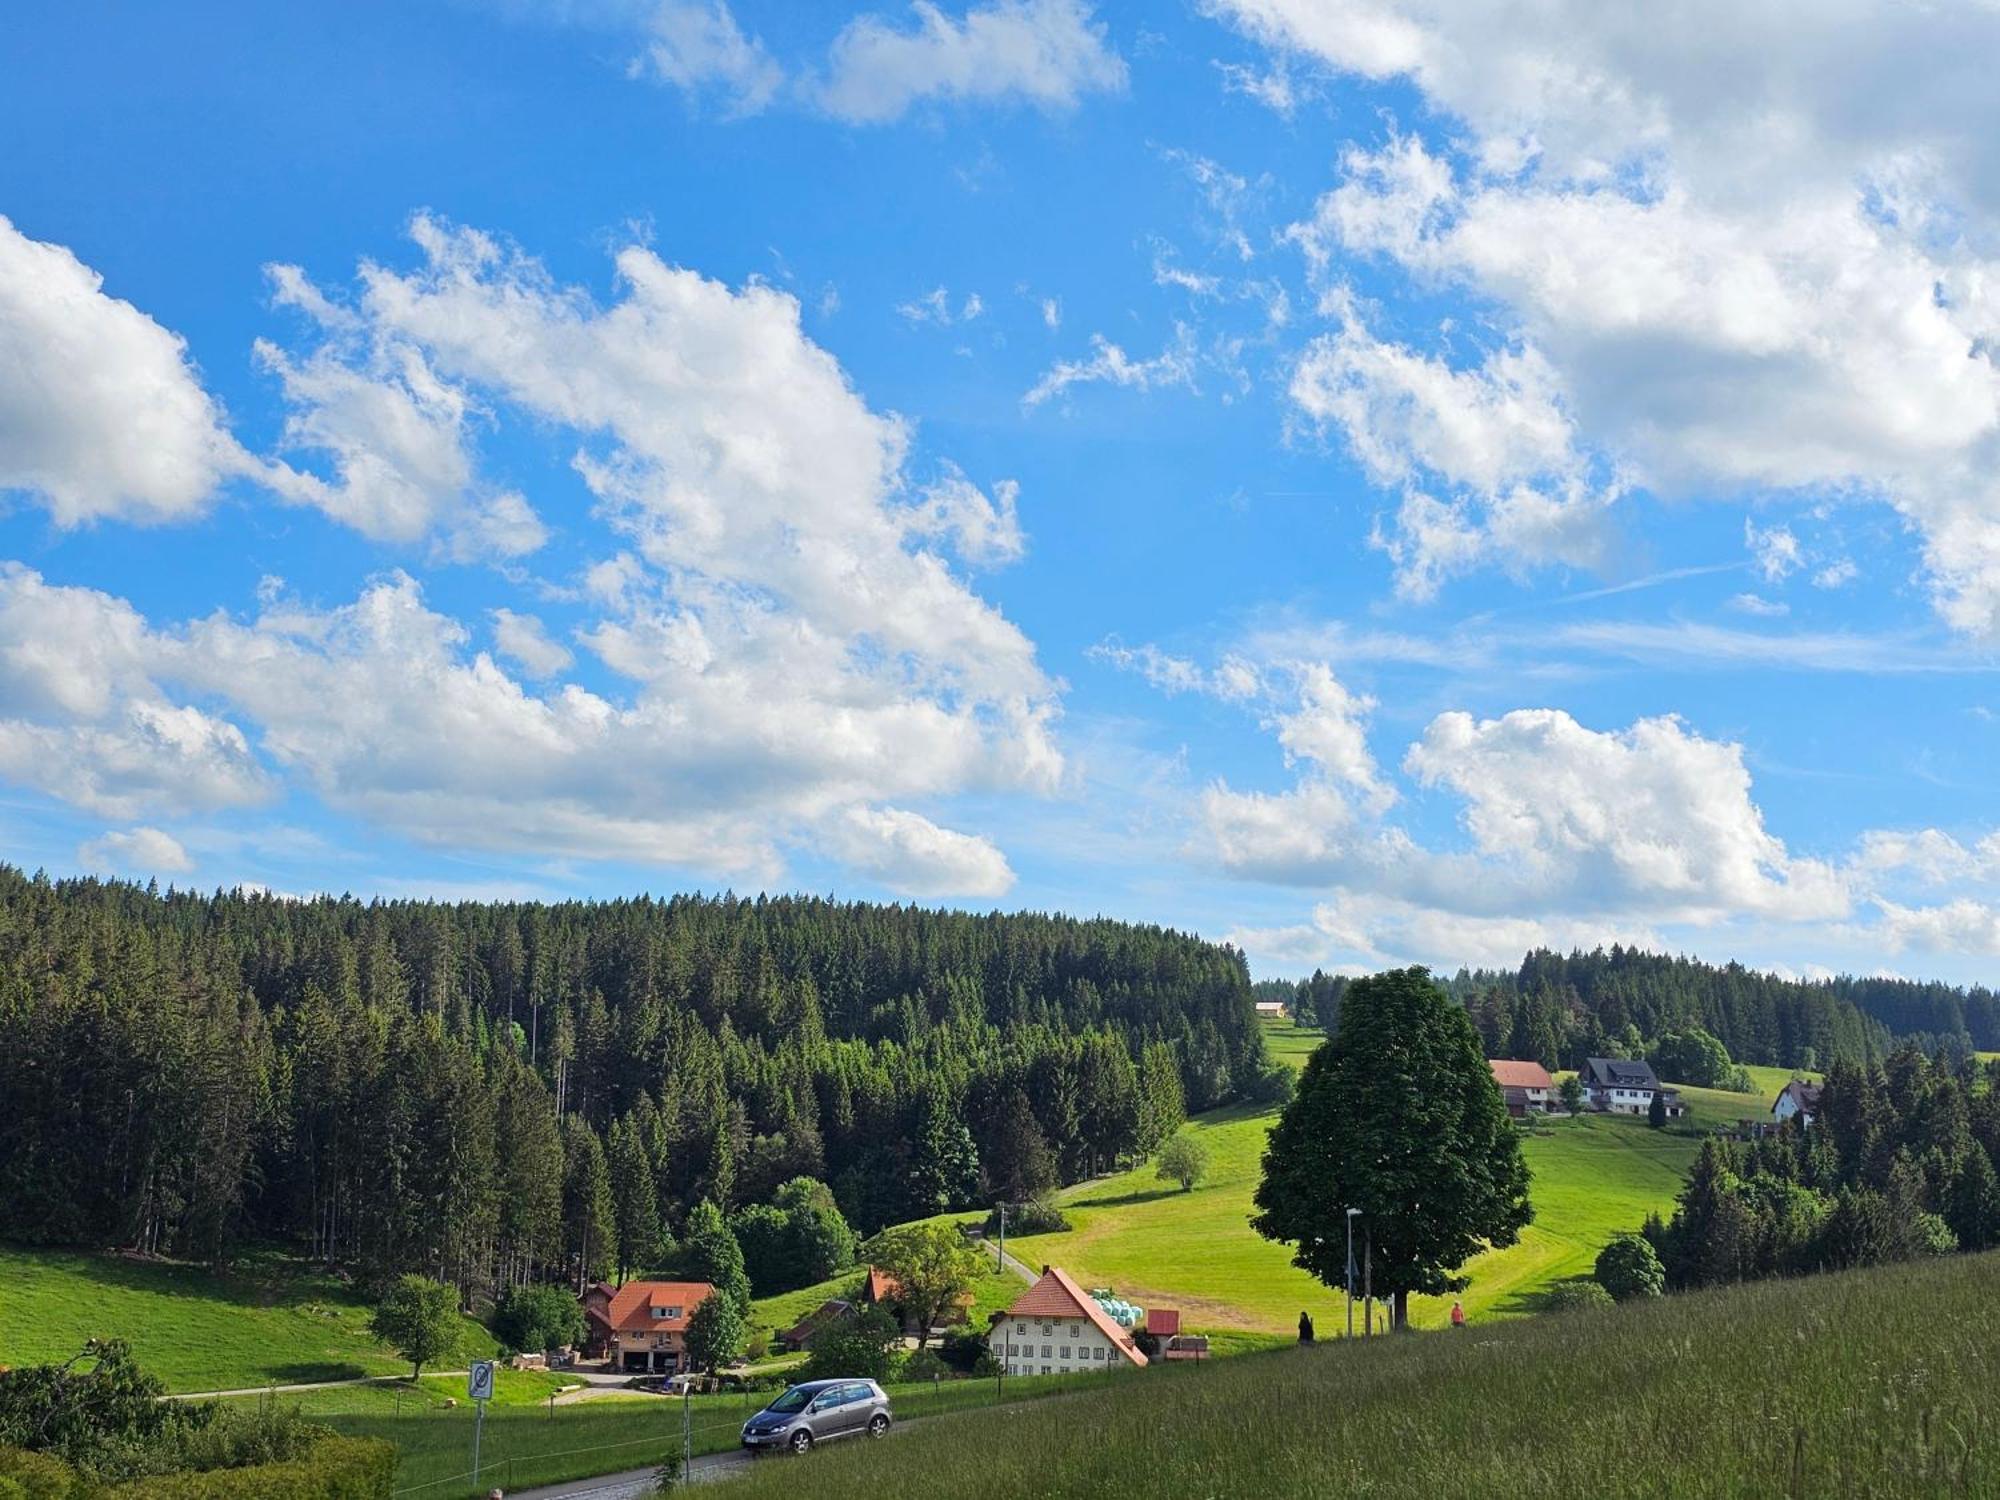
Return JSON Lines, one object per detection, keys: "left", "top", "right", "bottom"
{"left": 1450, "top": 1300, "right": 1466, "bottom": 1329}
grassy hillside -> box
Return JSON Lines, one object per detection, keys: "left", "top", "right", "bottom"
{"left": 0, "top": 1248, "right": 496, "bottom": 1392}
{"left": 722, "top": 1249, "right": 2000, "bottom": 1500}
{"left": 1001, "top": 1033, "right": 1802, "bottom": 1334}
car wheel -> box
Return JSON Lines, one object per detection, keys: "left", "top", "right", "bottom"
{"left": 868, "top": 1414, "right": 890, "bottom": 1438}
{"left": 789, "top": 1429, "right": 813, "bottom": 1455}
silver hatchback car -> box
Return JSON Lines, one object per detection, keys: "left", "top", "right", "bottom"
{"left": 740, "top": 1378, "right": 893, "bottom": 1455}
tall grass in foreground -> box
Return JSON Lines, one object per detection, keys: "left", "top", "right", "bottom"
{"left": 725, "top": 1250, "right": 2000, "bottom": 1500}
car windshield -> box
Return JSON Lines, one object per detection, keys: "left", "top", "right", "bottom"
{"left": 766, "top": 1387, "right": 815, "bottom": 1415}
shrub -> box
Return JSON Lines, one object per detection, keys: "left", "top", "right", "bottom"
{"left": 899, "top": 1350, "right": 950, "bottom": 1384}
{"left": 1594, "top": 1234, "right": 1666, "bottom": 1302}
{"left": 937, "top": 1329, "right": 992, "bottom": 1375}
{"left": 0, "top": 1447, "right": 80, "bottom": 1500}
{"left": 1242, "top": 1061, "right": 1296, "bottom": 1107}
{"left": 1155, "top": 1133, "right": 1211, "bottom": 1193}
{"left": 493, "top": 1284, "right": 586, "bottom": 1355}
{"left": 982, "top": 1198, "right": 1068, "bottom": 1236}
{"left": 800, "top": 1307, "right": 900, "bottom": 1384}
{"left": 1544, "top": 1281, "right": 1615, "bottom": 1313}
{"left": 101, "top": 1436, "right": 396, "bottom": 1499}
{"left": 0, "top": 1436, "right": 396, "bottom": 1500}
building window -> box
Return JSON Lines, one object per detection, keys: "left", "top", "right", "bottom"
{"left": 1042, "top": 1344, "right": 1051, "bottom": 1358}
{"left": 1068, "top": 1322, "right": 1080, "bottom": 1337}
{"left": 1059, "top": 1347, "right": 1070, "bottom": 1360}
{"left": 1015, "top": 1322, "right": 1026, "bottom": 1334}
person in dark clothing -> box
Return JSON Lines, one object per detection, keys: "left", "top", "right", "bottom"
{"left": 1298, "top": 1310, "right": 1315, "bottom": 1345}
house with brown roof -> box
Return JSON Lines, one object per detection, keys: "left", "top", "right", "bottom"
{"left": 1489, "top": 1059, "right": 1555, "bottom": 1115}
{"left": 778, "top": 1297, "right": 856, "bottom": 1353}
{"left": 580, "top": 1280, "right": 715, "bottom": 1373}
{"left": 990, "top": 1265, "right": 1148, "bottom": 1376}
{"left": 1772, "top": 1078, "right": 1823, "bottom": 1126}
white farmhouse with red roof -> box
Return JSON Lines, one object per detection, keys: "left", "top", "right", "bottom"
{"left": 990, "top": 1265, "right": 1149, "bottom": 1377}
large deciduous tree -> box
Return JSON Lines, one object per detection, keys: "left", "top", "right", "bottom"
{"left": 370, "top": 1275, "right": 462, "bottom": 1380}
{"left": 683, "top": 1291, "right": 745, "bottom": 1375}
{"left": 861, "top": 1223, "right": 982, "bottom": 1350}
{"left": 1252, "top": 967, "right": 1532, "bottom": 1330}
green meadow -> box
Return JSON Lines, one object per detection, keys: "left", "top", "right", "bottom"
{"left": 0, "top": 1248, "right": 495, "bottom": 1392}
{"left": 720, "top": 1248, "right": 2000, "bottom": 1500}
{"left": 999, "top": 1027, "right": 1806, "bottom": 1334}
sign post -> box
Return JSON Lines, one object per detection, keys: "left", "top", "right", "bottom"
{"left": 468, "top": 1360, "right": 496, "bottom": 1483}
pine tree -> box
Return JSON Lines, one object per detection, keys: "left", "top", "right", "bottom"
{"left": 608, "top": 1114, "right": 665, "bottom": 1280}
{"left": 561, "top": 1118, "right": 619, "bottom": 1291}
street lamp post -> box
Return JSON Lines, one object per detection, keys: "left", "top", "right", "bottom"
{"left": 1345, "top": 1207, "right": 1361, "bottom": 1338}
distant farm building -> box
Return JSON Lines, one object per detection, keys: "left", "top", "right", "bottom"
{"left": 581, "top": 1280, "right": 715, "bottom": 1373}
{"left": 1772, "top": 1078, "right": 1823, "bottom": 1126}
{"left": 1254, "top": 1000, "right": 1289, "bottom": 1020}
{"left": 1144, "top": 1306, "right": 1209, "bottom": 1361}
{"left": 991, "top": 1266, "right": 1148, "bottom": 1376}
{"left": 1488, "top": 1059, "right": 1555, "bottom": 1115}
{"left": 779, "top": 1297, "right": 856, "bottom": 1352}
{"left": 1580, "top": 1057, "right": 1685, "bottom": 1118}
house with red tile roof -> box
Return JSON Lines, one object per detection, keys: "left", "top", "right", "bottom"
{"left": 1488, "top": 1059, "right": 1555, "bottom": 1115}
{"left": 580, "top": 1280, "right": 715, "bottom": 1373}
{"left": 990, "top": 1266, "right": 1148, "bottom": 1376}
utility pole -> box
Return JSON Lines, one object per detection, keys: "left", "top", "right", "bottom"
{"left": 1344, "top": 1207, "right": 1360, "bottom": 1339}
{"left": 996, "top": 1200, "right": 1007, "bottom": 1275}
{"left": 1363, "top": 1225, "right": 1373, "bottom": 1337}
{"left": 681, "top": 1381, "right": 693, "bottom": 1485}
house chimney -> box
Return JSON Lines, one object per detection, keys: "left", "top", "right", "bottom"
{"left": 1042, "top": 1264, "right": 1051, "bottom": 1275}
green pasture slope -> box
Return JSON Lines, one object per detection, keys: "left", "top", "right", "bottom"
{"left": 0, "top": 1248, "right": 496, "bottom": 1392}
{"left": 1003, "top": 1025, "right": 1807, "bottom": 1334}
{"left": 722, "top": 1248, "right": 2000, "bottom": 1500}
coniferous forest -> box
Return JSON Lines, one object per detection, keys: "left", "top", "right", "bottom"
{"left": 1267, "top": 947, "right": 1997, "bottom": 1071}
{"left": 0, "top": 867, "right": 1271, "bottom": 1294}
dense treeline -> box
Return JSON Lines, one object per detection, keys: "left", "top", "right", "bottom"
{"left": 1258, "top": 947, "right": 1897, "bottom": 1069}
{"left": 0, "top": 868, "right": 1272, "bottom": 1293}
{"left": 1648, "top": 1049, "right": 2000, "bottom": 1289}
{"left": 1448, "top": 947, "right": 1896, "bottom": 1069}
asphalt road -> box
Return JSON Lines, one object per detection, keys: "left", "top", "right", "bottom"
{"left": 504, "top": 1446, "right": 750, "bottom": 1498}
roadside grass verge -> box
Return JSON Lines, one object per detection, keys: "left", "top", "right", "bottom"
{"left": 0, "top": 1246, "right": 494, "bottom": 1392}
{"left": 254, "top": 1363, "right": 1120, "bottom": 1498}
{"left": 720, "top": 1248, "right": 2000, "bottom": 1500}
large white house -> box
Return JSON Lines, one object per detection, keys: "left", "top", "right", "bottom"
{"left": 1580, "top": 1057, "right": 1685, "bottom": 1118}
{"left": 990, "top": 1266, "right": 1148, "bottom": 1377}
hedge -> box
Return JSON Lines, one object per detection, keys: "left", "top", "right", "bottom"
{"left": 0, "top": 1437, "right": 396, "bottom": 1500}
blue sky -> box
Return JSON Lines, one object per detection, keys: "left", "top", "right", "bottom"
{"left": 5, "top": 0, "right": 2000, "bottom": 982}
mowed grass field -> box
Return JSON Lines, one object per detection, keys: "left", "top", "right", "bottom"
{"left": 0, "top": 1247, "right": 495, "bottom": 1392}
{"left": 720, "top": 1248, "right": 2000, "bottom": 1500}
{"left": 1001, "top": 1025, "right": 1807, "bottom": 1334}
